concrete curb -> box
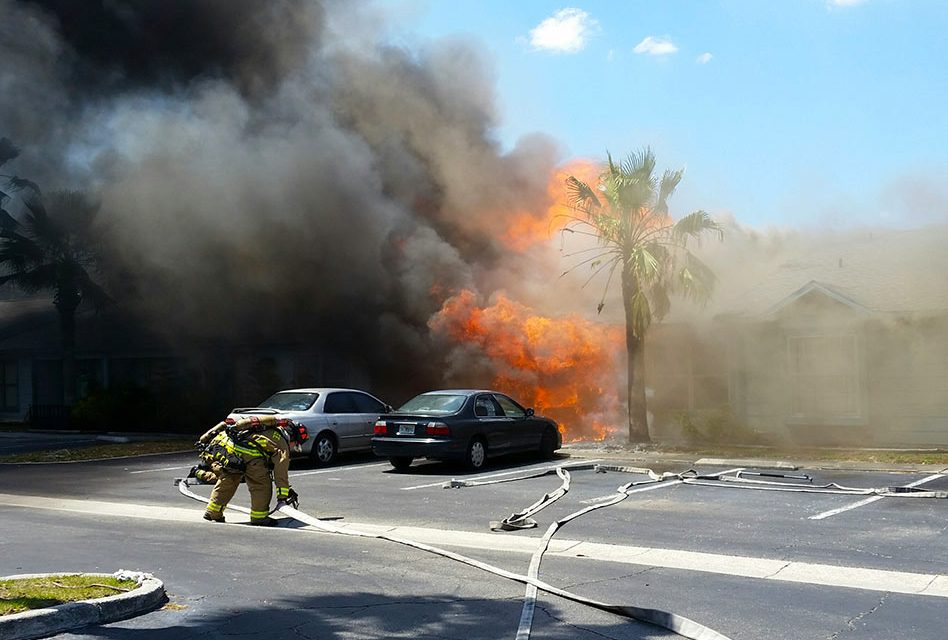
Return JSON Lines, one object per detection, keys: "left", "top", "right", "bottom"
{"left": 0, "top": 573, "right": 166, "bottom": 640}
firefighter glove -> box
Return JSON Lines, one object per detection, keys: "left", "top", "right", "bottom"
{"left": 287, "top": 488, "right": 299, "bottom": 509}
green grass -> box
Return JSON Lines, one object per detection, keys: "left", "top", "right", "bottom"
{"left": 0, "top": 575, "right": 136, "bottom": 616}
{"left": 0, "top": 439, "right": 194, "bottom": 463}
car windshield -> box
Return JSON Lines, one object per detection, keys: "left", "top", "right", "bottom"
{"left": 397, "top": 393, "right": 467, "bottom": 415}
{"left": 258, "top": 392, "right": 318, "bottom": 411}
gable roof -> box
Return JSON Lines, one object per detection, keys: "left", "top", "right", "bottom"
{"left": 716, "top": 226, "right": 948, "bottom": 319}
{"left": 762, "top": 280, "right": 873, "bottom": 318}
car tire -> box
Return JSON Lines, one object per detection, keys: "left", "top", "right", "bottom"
{"left": 309, "top": 432, "right": 337, "bottom": 467}
{"left": 464, "top": 437, "right": 487, "bottom": 471}
{"left": 390, "top": 456, "right": 413, "bottom": 472}
{"left": 539, "top": 428, "right": 557, "bottom": 460}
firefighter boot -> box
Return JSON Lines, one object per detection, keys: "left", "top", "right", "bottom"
{"left": 249, "top": 516, "right": 278, "bottom": 527}
{"left": 203, "top": 511, "right": 225, "bottom": 523}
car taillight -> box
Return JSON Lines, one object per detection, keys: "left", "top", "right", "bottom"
{"left": 297, "top": 424, "right": 309, "bottom": 442}
{"left": 425, "top": 422, "right": 450, "bottom": 436}
{"left": 374, "top": 420, "right": 388, "bottom": 435}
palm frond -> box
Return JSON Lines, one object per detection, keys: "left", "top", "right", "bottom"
{"left": 0, "top": 263, "right": 57, "bottom": 293}
{"left": 8, "top": 176, "right": 41, "bottom": 194}
{"left": 676, "top": 252, "right": 717, "bottom": 304}
{"left": 628, "top": 245, "right": 661, "bottom": 281}
{"left": 596, "top": 259, "right": 622, "bottom": 314}
{"left": 0, "top": 138, "right": 19, "bottom": 168}
{"left": 77, "top": 269, "right": 113, "bottom": 310}
{"left": 566, "top": 176, "right": 600, "bottom": 211}
{"left": 0, "top": 230, "right": 43, "bottom": 267}
{"left": 583, "top": 254, "right": 621, "bottom": 289}
{"left": 655, "top": 168, "right": 684, "bottom": 215}
{"left": 628, "top": 289, "right": 653, "bottom": 337}
{"left": 561, "top": 248, "right": 620, "bottom": 276}
{"left": 0, "top": 207, "right": 19, "bottom": 232}
{"left": 649, "top": 281, "right": 671, "bottom": 320}
{"left": 672, "top": 210, "right": 724, "bottom": 245}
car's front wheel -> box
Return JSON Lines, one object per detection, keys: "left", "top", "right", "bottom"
{"left": 309, "top": 432, "right": 337, "bottom": 467}
{"left": 390, "top": 456, "right": 413, "bottom": 472}
{"left": 464, "top": 437, "right": 487, "bottom": 471}
{"left": 539, "top": 428, "right": 558, "bottom": 460}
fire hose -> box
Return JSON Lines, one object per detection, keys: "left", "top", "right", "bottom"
{"left": 176, "top": 470, "right": 733, "bottom": 640}
{"left": 452, "top": 465, "right": 741, "bottom": 640}
{"left": 679, "top": 472, "right": 948, "bottom": 498}
{"left": 456, "top": 464, "right": 945, "bottom": 638}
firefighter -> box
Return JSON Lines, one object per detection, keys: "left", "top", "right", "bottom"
{"left": 192, "top": 415, "right": 301, "bottom": 526}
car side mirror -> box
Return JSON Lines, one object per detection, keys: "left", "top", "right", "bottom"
{"left": 526, "top": 408, "right": 534, "bottom": 417}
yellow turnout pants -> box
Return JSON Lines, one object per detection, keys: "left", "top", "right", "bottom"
{"left": 204, "top": 458, "right": 274, "bottom": 522}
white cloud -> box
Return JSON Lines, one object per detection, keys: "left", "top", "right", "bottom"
{"left": 633, "top": 36, "right": 678, "bottom": 56}
{"left": 529, "top": 8, "right": 598, "bottom": 53}
{"left": 828, "top": 0, "right": 868, "bottom": 7}
{"left": 696, "top": 52, "right": 713, "bottom": 64}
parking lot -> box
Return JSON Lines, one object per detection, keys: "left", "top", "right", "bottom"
{"left": 2, "top": 450, "right": 947, "bottom": 639}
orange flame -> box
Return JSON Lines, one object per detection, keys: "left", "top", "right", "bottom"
{"left": 429, "top": 289, "right": 624, "bottom": 441}
{"left": 501, "top": 159, "right": 602, "bottom": 251}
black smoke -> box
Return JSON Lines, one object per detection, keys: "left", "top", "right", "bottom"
{"left": 20, "top": 0, "right": 322, "bottom": 96}
{"left": 1, "top": 0, "right": 563, "bottom": 402}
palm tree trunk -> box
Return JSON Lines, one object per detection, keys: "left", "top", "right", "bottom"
{"left": 621, "top": 274, "right": 651, "bottom": 444}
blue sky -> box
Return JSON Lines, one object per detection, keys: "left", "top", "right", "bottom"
{"left": 377, "top": 0, "right": 948, "bottom": 229}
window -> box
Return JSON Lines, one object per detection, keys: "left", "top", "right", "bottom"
{"left": 324, "top": 392, "right": 358, "bottom": 414}
{"left": 398, "top": 393, "right": 466, "bottom": 414}
{"left": 474, "top": 395, "right": 500, "bottom": 417}
{"left": 260, "top": 392, "right": 318, "bottom": 411}
{"left": 788, "top": 335, "right": 860, "bottom": 418}
{"left": 352, "top": 392, "right": 385, "bottom": 414}
{"left": 0, "top": 360, "right": 17, "bottom": 412}
{"left": 493, "top": 394, "right": 526, "bottom": 418}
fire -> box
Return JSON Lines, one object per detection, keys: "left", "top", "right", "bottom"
{"left": 429, "top": 289, "right": 624, "bottom": 441}
{"left": 501, "top": 159, "right": 602, "bottom": 251}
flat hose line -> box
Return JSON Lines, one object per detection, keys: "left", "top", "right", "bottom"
{"left": 176, "top": 473, "right": 732, "bottom": 640}
{"left": 681, "top": 477, "right": 948, "bottom": 498}
{"left": 470, "top": 466, "right": 739, "bottom": 640}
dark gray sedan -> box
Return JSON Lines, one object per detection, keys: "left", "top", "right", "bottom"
{"left": 371, "top": 389, "right": 562, "bottom": 472}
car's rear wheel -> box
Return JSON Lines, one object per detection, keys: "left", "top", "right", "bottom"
{"left": 390, "top": 456, "right": 413, "bottom": 472}
{"left": 539, "top": 428, "right": 557, "bottom": 460}
{"left": 464, "top": 437, "right": 487, "bottom": 471}
{"left": 309, "top": 432, "right": 337, "bottom": 466}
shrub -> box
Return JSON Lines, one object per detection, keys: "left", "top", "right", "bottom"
{"left": 675, "top": 406, "right": 759, "bottom": 445}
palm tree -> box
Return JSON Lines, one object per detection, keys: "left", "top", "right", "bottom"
{"left": 0, "top": 167, "right": 110, "bottom": 404}
{"left": 563, "top": 148, "right": 723, "bottom": 443}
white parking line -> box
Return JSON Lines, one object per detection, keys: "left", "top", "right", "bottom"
{"left": 400, "top": 460, "right": 603, "bottom": 491}
{"left": 808, "top": 473, "right": 947, "bottom": 520}
{"left": 2, "top": 491, "right": 946, "bottom": 599}
{"left": 292, "top": 463, "right": 389, "bottom": 477}
{"left": 129, "top": 466, "right": 193, "bottom": 474}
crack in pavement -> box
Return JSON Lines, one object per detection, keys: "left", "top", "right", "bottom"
{"left": 825, "top": 592, "right": 890, "bottom": 639}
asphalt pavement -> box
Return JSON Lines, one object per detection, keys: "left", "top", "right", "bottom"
{"left": 1, "top": 444, "right": 947, "bottom": 639}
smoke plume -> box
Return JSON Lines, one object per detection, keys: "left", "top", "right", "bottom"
{"left": 1, "top": 0, "right": 564, "bottom": 402}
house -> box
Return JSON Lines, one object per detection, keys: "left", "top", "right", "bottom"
{"left": 646, "top": 226, "right": 948, "bottom": 447}
{"left": 0, "top": 295, "right": 371, "bottom": 430}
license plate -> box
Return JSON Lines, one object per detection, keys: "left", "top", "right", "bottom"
{"left": 397, "top": 424, "right": 415, "bottom": 436}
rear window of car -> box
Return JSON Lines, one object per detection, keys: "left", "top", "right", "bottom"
{"left": 259, "top": 392, "right": 318, "bottom": 411}
{"left": 397, "top": 393, "right": 466, "bottom": 415}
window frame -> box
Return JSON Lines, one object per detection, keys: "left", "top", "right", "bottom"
{"left": 785, "top": 333, "right": 865, "bottom": 426}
